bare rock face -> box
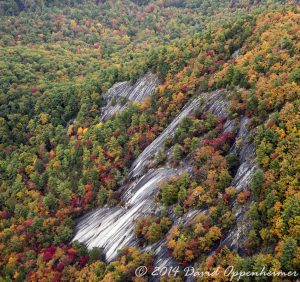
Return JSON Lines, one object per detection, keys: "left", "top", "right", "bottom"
{"left": 129, "top": 90, "right": 228, "bottom": 178}
{"left": 73, "top": 80, "right": 258, "bottom": 271}
{"left": 100, "top": 71, "right": 160, "bottom": 121}
{"left": 73, "top": 168, "right": 175, "bottom": 262}
{"left": 73, "top": 93, "right": 205, "bottom": 262}
{"left": 220, "top": 117, "right": 258, "bottom": 252}
{"left": 149, "top": 103, "right": 258, "bottom": 276}
{"left": 73, "top": 89, "right": 231, "bottom": 261}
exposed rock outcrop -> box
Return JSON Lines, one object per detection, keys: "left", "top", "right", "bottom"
{"left": 101, "top": 71, "right": 159, "bottom": 121}
{"left": 73, "top": 75, "right": 258, "bottom": 274}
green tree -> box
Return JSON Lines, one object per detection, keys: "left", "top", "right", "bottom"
{"left": 281, "top": 238, "right": 297, "bottom": 271}
{"left": 89, "top": 247, "right": 105, "bottom": 262}
{"left": 173, "top": 144, "right": 185, "bottom": 161}
{"left": 250, "top": 169, "right": 264, "bottom": 199}
{"left": 147, "top": 223, "right": 163, "bottom": 243}
{"left": 161, "top": 184, "right": 178, "bottom": 206}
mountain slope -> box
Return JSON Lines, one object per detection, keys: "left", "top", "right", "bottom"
{"left": 0, "top": 1, "right": 299, "bottom": 281}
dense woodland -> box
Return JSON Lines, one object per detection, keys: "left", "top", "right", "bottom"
{"left": 0, "top": 0, "right": 299, "bottom": 281}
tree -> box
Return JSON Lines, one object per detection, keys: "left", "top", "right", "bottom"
{"left": 178, "top": 186, "right": 187, "bottom": 204}
{"left": 42, "top": 193, "right": 58, "bottom": 211}
{"left": 281, "top": 238, "right": 297, "bottom": 271}
{"left": 161, "top": 183, "right": 178, "bottom": 206}
{"left": 89, "top": 247, "right": 105, "bottom": 262}
{"left": 54, "top": 226, "right": 73, "bottom": 245}
{"left": 173, "top": 144, "right": 185, "bottom": 161}
{"left": 250, "top": 169, "right": 264, "bottom": 199}
{"left": 173, "top": 204, "right": 183, "bottom": 216}
{"left": 156, "top": 149, "right": 166, "bottom": 165}
{"left": 147, "top": 223, "right": 163, "bottom": 243}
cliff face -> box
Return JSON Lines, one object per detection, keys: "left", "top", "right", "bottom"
{"left": 73, "top": 73, "right": 258, "bottom": 270}
{"left": 219, "top": 116, "right": 257, "bottom": 252}
{"left": 149, "top": 110, "right": 258, "bottom": 276}
{"left": 100, "top": 71, "right": 160, "bottom": 121}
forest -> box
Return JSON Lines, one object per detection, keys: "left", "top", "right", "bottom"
{"left": 0, "top": 0, "right": 299, "bottom": 281}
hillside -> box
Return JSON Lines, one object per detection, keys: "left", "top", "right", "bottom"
{"left": 0, "top": 1, "right": 299, "bottom": 281}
